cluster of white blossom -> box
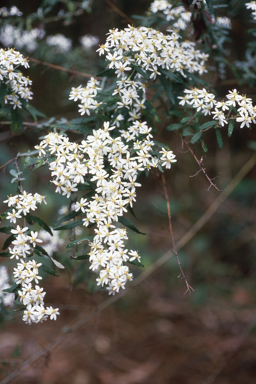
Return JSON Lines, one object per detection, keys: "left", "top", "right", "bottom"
{"left": 69, "top": 77, "right": 102, "bottom": 116}
{"left": 0, "top": 6, "right": 22, "bottom": 17}
{"left": 246, "top": 1, "right": 256, "bottom": 20}
{"left": 0, "top": 266, "right": 15, "bottom": 308}
{"left": 0, "top": 25, "right": 45, "bottom": 52}
{"left": 216, "top": 17, "right": 232, "bottom": 28}
{"left": 80, "top": 34, "right": 99, "bottom": 50}
{"left": 178, "top": 88, "right": 256, "bottom": 128}
{"left": 0, "top": 48, "right": 33, "bottom": 109}
{"left": 46, "top": 34, "right": 72, "bottom": 53}
{"left": 4, "top": 192, "right": 60, "bottom": 324}
{"left": 150, "top": 0, "right": 192, "bottom": 30}
{"left": 36, "top": 120, "right": 176, "bottom": 294}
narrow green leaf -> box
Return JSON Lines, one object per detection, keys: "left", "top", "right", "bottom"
{"left": 66, "top": 236, "right": 94, "bottom": 249}
{"left": 34, "top": 244, "right": 49, "bottom": 256}
{"left": 200, "top": 120, "right": 217, "bottom": 130}
{"left": 2, "top": 234, "right": 15, "bottom": 250}
{"left": 180, "top": 116, "right": 192, "bottom": 124}
{"left": 0, "top": 251, "right": 10, "bottom": 257}
{"left": 228, "top": 119, "right": 235, "bottom": 137}
{"left": 11, "top": 109, "right": 23, "bottom": 133}
{"left": 76, "top": 182, "right": 92, "bottom": 191}
{"left": 0, "top": 226, "right": 14, "bottom": 234}
{"left": 131, "top": 65, "right": 150, "bottom": 80}
{"left": 158, "top": 68, "right": 183, "bottom": 83}
{"left": 166, "top": 123, "right": 183, "bottom": 131}
{"left": 118, "top": 216, "right": 145, "bottom": 235}
{"left": 248, "top": 141, "right": 256, "bottom": 151}
{"left": 159, "top": 75, "right": 175, "bottom": 104}
{"left": 40, "top": 264, "right": 59, "bottom": 277}
{"left": 127, "top": 259, "right": 144, "bottom": 267}
{"left": 24, "top": 104, "right": 46, "bottom": 121}
{"left": 71, "top": 254, "right": 90, "bottom": 260}
{"left": 54, "top": 210, "right": 80, "bottom": 226}
{"left": 96, "top": 68, "right": 115, "bottom": 77}
{"left": 54, "top": 219, "right": 83, "bottom": 231}
{"left": 3, "top": 283, "right": 20, "bottom": 293}
{"left": 191, "top": 132, "right": 202, "bottom": 144}
{"left": 215, "top": 129, "right": 223, "bottom": 148}
{"left": 26, "top": 215, "right": 53, "bottom": 236}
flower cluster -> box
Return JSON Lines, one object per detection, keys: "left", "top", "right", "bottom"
{"left": 216, "top": 17, "right": 232, "bottom": 28}
{"left": 4, "top": 192, "right": 60, "bottom": 324}
{"left": 246, "top": 1, "right": 256, "bottom": 20}
{"left": 46, "top": 34, "right": 72, "bottom": 53}
{"left": 178, "top": 88, "right": 256, "bottom": 128}
{"left": 0, "top": 6, "right": 22, "bottom": 17}
{"left": 0, "top": 266, "right": 15, "bottom": 308}
{"left": 0, "top": 25, "right": 45, "bottom": 52}
{"left": 0, "top": 48, "right": 33, "bottom": 109}
{"left": 80, "top": 34, "right": 99, "bottom": 50}
{"left": 69, "top": 77, "right": 102, "bottom": 116}
{"left": 150, "top": 0, "right": 192, "bottom": 30}
{"left": 36, "top": 120, "right": 176, "bottom": 294}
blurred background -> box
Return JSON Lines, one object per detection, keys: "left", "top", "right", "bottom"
{"left": 1, "top": 1, "right": 256, "bottom": 383}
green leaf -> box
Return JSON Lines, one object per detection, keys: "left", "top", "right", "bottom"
{"left": 228, "top": 119, "right": 235, "bottom": 137}
{"left": 54, "top": 210, "right": 80, "bottom": 226}
{"left": 248, "top": 141, "right": 256, "bottom": 151}
{"left": 26, "top": 215, "right": 53, "bottom": 236}
{"left": 200, "top": 120, "right": 217, "bottom": 130}
{"left": 2, "top": 234, "right": 15, "bottom": 250}
{"left": 127, "top": 259, "right": 144, "bottom": 267}
{"left": 0, "top": 226, "right": 14, "bottom": 234}
{"left": 11, "top": 109, "right": 23, "bottom": 133}
{"left": 180, "top": 116, "right": 192, "bottom": 124}
{"left": 159, "top": 74, "right": 175, "bottom": 104}
{"left": 76, "top": 182, "right": 92, "bottom": 191}
{"left": 190, "top": 132, "right": 202, "bottom": 144}
{"left": 71, "top": 254, "right": 89, "bottom": 260}
{"left": 166, "top": 123, "right": 183, "bottom": 131}
{"left": 54, "top": 219, "right": 83, "bottom": 231}
{"left": 24, "top": 104, "right": 46, "bottom": 121}
{"left": 158, "top": 68, "right": 183, "bottom": 83}
{"left": 3, "top": 283, "right": 20, "bottom": 293}
{"left": 40, "top": 264, "right": 59, "bottom": 277}
{"left": 131, "top": 65, "right": 150, "bottom": 80}
{"left": 34, "top": 244, "right": 49, "bottom": 256}
{"left": 144, "top": 100, "right": 161, "bottom": 123}
{"left": 66, "top": 236, "right": 94, "bottom": 249}
{"left": 118, "top": 216, "right": 145, "bottom": 235}
{"left": 96, "top": 68, "right": 115, "bottom": 77}
{"left": 0, "top": 251, "right": 10, "bottom": 257}
{"left": 215, "top": 129, "right": 223, "bottom": 148}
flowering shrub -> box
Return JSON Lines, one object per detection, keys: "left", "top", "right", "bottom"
{"left": 0, "top": 0, "right": 256, "bottom": 324}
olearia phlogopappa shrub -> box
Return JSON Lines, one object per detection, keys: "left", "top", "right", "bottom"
{"left": 0, "top": 0, "right": 256, "bottom": 324}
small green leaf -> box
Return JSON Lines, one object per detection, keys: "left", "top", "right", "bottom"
{"left": 0, "top": 226, "right": 14, "bottom": 234}
{"left": 191, "top": 132, "right": 202, "bottom": 144}
{"left": 26, "top": 215, "right": 53, "bottom": 235}
{"left": 166, "top": 123, "right": 183, "bottom": 131}
{"left": 66, "top": 236, "right": 94, "bottom": 249}
{"left": 34, "top": 244, "right": 49, "bottom": 256}
{"left": 71, "top": 254, "right": 89, "bottom": 260}
{"left": 118, "top": 216, "right": 145, "bottom": 235}
{"left": 215, "top": 128, "right": 223, "bottom": 148}
{"left": 54, "top": 219, "right": 83, "bottom": 231}
{"left": 159, "top": 75, "right": 175, "bottom": 104}
{"left": 96, "top": 68, "right": 115, "bottom": 77}
{"left": 200, "top": 120, "right": 217, "bottom": 130}
{"left": 54, "top": 210, "right": 80, "bottom": 226}
{"left": 180, "top": 116, "right": 192, "bottom": 124}
{"left": 127, "top": 259, "right": 144, "bottom": 267}
{"left": 248, "top": 141, "right": 256, "bottom": 151}
{"left": 24, "top": 104, "right": 46, "bottom": 121}
{"left": 3, "top": 283, "right": 20, "bottom": 293}
{"left": 11, "top": 109, "right": 23, "bottom": 133}
{"left": 40, "top": 264, "right": 59, "bottom": 277}
{"left": 2, "top": 234, "right": 15, "bottom": 250}
{"left": 228, "top": 119, "right": 235, "bottom": 137}
{"left": 0, "top": 251, "right": 10, "bottom": 257}
{"left": 131, "top": 65, "right": 150, "bottom": 80}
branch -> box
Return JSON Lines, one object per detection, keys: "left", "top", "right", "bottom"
{"left": 185, "top": 141, "right": 220, "bottom": 191}
{"left": 104, "top": 0, "right": 134, "bottom": 24}
{"left": 161, "top": 173, "right": 194, "bottom": 294}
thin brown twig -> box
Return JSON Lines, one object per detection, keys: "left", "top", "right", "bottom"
{"left": 1, "top": 153, "right": 256, "bottom": 384}
{"left": 28, "top": 57, "right": 102, "bottom": 80}
{"left": 0, "top": 157, "right": 16, "bottom": 171}
{"left": 185, "top": 141, "right": 220, "bottom": 191}
{"left": 161, "top": 173, "right": 194, "bottom": 294}
{"left": 104, "top": 0, "right": 134, "bottom": 24}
